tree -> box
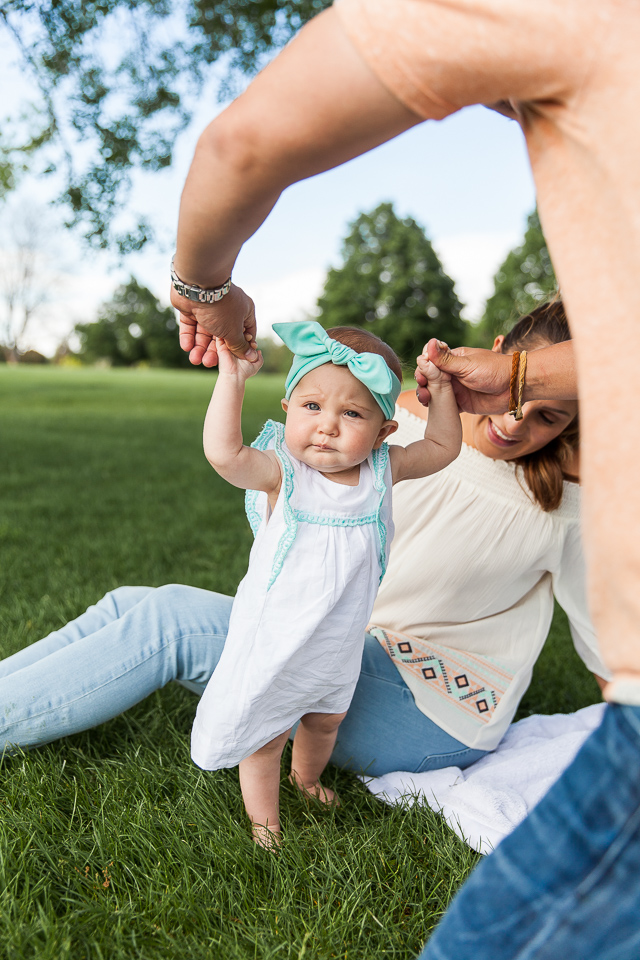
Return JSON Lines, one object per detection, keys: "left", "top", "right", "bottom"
{"left": 75, "top": 277, "right": 191, "bottom": 367}
{"left": 0, "top": 0, "right": 330, "bottom": 251}
{"left": 473, "top": 210, "right": 558, "bottom": 346}
{"left": 256, "top": 338, "right": 292, "bottom": 375}
{"left": 316, "top": 203, "right": 466, "bottom": 365}
{"left": 0, "top": 206, "right": 52, "bottom": 361}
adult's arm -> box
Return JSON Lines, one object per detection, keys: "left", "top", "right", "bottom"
{"left": 415, "top": 339, "right": 577, "bottom": 414}
{"left": 551, "top": 519, "right": 612, "bottom": 688}
{"left": 172, "top": 6, "right": 422, "bottom": 365}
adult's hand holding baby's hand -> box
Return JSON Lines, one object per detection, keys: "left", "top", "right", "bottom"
{"left": 416, "top": 339, "right": 512, "bottom": 414}
{"left": 171, "top": 282, "right": 258, "bottom": 367}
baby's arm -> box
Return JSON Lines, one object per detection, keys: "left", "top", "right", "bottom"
{"left": 389, "top": 353, "right": 462, "bottom": 484}
{"left": 204, "top": 339, "right": 281, "bottom": 495}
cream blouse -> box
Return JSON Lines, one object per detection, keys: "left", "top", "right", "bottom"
{"left": 369, "top": 407, "right": 609, "bottom": 752}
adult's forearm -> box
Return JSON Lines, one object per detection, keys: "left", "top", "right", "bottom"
{"left": 174, "top": 120, "right": 284, "bottom": 287}
{"left": 524, "top": 340, "right": 577, "bottom": 402}
{"left": 173, "top": 7, "right": 421, "bottom": 289}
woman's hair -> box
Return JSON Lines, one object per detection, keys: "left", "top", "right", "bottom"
{"left": 502, "top": 300, "right": 578, "bottom": 512}
{"left": 326, "top": 326, "right": 403, "bottom": 384}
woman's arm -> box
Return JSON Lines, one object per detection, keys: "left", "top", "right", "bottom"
{"left": 204, "top": 341, "right": 281, "bottom": 495}
{"left": 172, "top": 7, "right": 422, "bottom": 365}
{"left": 416, "top": 339, "right": 577, "bottom": 414}
{"left": 551, "top": 521, "right": 612, "bottom": 688}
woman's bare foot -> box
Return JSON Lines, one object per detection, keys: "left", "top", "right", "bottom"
{"left": 288, "top": 772, "right": 341, "bottom": 807}
{"left": 251, "top": 822, "right": 282, "bottom": 850}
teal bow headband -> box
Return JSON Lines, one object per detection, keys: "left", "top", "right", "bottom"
{"left": 272, "top": 321, "right": 401, "bottom": 421}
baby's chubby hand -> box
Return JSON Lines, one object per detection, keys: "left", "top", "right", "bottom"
{"left": 216, "top": 336, "right": 263, "bottom": 380}
{"left": 416, "top": 342, "right": 453, "bottom": 388}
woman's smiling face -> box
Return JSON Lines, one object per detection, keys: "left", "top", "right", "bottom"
{"left": 465, "top": 336, "right": 578, "bottom": 461}
{"left": 469, "top": 401, "right": 578, "bottom": 460}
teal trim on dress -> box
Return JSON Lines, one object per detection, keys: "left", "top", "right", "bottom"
{"left": 244, "top": 420, "right": 298, "bottom": 589}
{"left": 245, "top": 420, "right": 278, "bottom": 536}
{"left": 370, "top": 442, "right": 390, "bottom": 582}
{"left": 268, "top": 421, "right": 297, "bottom": 589}
{"left": 295, "top": 511, "right": 379, "bottom": 527}
{"left": 244, "top": 420, "right": 390, "bottom": 589}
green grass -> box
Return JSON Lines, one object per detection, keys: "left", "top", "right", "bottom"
{"left": 0, "top": 366, "right": 601, "bottom": 959}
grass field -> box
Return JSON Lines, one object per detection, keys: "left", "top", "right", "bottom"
{"left": 0, "top": 366, "right": 601, "bottom": 959}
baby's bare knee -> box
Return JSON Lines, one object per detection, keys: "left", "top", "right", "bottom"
{"left": 300, "top": 711, "right": 347, "bottom": 735}
{"left": 249, "top": 728, "right": 291, "bottom": 760}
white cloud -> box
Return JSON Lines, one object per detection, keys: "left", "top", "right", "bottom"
{"left": 433, "top": 231, "right": 521, "bottom": 322}
{"left": 241, "top": 267, "right": 327, "bottom": 340}
{"left": 19, "top": 262, "right": 127, "bottom": 356}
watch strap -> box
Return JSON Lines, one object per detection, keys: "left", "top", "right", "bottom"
{"left": 170, "top": 260, "right": 232, "bottom": 304}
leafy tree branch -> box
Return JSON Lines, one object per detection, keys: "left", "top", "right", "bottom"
{"left": 0, "top": 0, "right": 329, "bottom": 251}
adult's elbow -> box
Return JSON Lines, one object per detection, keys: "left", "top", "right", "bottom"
{"left": 194, "top": 106, "right": 271, "bottom": 188}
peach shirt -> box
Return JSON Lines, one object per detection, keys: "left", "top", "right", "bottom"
{"left": 335, "top": 0, "right": 640, "bottom": 698}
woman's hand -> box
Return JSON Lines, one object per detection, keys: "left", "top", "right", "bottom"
{"left": 172, "top": 283, "right": 258, "bottom": 367}
{"left": 416, "top": 339, "right": 512, "bottom": 414}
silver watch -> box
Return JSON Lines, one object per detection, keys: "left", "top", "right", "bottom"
{"left": 170, "top": 260, "right": 232, "bottom": 304}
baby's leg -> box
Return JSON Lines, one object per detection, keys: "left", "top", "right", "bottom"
{"left": 238, "top": 728, "right": 292, "bottom": 848}
{"left": 289, "top": 711, "right": 347, "bottom": 806}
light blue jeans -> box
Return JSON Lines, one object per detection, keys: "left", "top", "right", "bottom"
{"left": 418, "top": 702, "right": 640, "bottom": 960}
{"left": 0, "top": 584, "right": 487, "bottom": 776}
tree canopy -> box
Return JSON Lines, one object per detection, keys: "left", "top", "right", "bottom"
{"left": 74, "top": 277, "right": 192, "bottom": 367}
{"left": 316, "top": 203, "right": 466, "bottom": 366}
{"left": 0, "top": 0, "right": 329, "bottom": 250}
{"left": 472, "top": 210, "right": 557, "bottom": 346}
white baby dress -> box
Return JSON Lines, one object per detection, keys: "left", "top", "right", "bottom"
{"left": 191, "top": 419, "right": 394, "bottom": 770}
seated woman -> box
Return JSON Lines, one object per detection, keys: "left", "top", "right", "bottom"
{"left": 0, "top": 300, "right": 608, "bottom": 775}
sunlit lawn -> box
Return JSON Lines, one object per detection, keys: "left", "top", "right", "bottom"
{"left": 0, "top": 366, "right": 601, "bottom": 959}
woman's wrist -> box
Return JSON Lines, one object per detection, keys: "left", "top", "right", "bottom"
{"left": 522, "top": 341, "right": 577, "bottom": 403}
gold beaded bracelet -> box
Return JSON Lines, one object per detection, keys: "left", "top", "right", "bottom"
{"left": 512, "top": 350, "right": 527, "bottom": 421}
{"left": 508, "top": 351, "right": 521, "bottom": 416}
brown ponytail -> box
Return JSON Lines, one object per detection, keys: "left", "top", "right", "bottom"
{"left": 502, "top": 301, "right": 578, "bottom": 512}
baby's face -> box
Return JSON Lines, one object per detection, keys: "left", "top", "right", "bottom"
{"left": 282, "top": 363, "right": 394, "bottom": 478}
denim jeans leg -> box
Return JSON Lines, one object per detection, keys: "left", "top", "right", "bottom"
{"left": 418, "top": 703, "right": 640, "bottom": 960}
{"left": 0, "top": 584, "right": 233, "bottom": 752}
{"left": 0, "top": 586, "right": 155, "bottom": 677}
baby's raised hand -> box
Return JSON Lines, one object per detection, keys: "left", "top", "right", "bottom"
{"left": 216, "top": 337, "right": 263, "bottom": 380}
{"left": 417, "top": 342, "right": 452, "bottom": 387}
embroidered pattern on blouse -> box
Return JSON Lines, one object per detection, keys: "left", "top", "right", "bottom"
{"left": 369, "top": 625, "right": 513, "bottom": 725}
{"left": 245, "top": 420, "right": 389, "bottom": 589}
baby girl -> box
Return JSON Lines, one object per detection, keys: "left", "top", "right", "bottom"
{"left": 190, "top": 321, "right": 461, "bottom": 846}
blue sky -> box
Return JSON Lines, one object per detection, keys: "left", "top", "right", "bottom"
{"left": 1, "top": 38, "right": 536, "bottom": 354}
{"left": 234, "top": 104, "right": 535, "bottom": 280}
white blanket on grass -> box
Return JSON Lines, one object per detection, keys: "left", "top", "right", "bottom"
{"left": 362, "top": 703, "right": 606, "bottom": 855}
